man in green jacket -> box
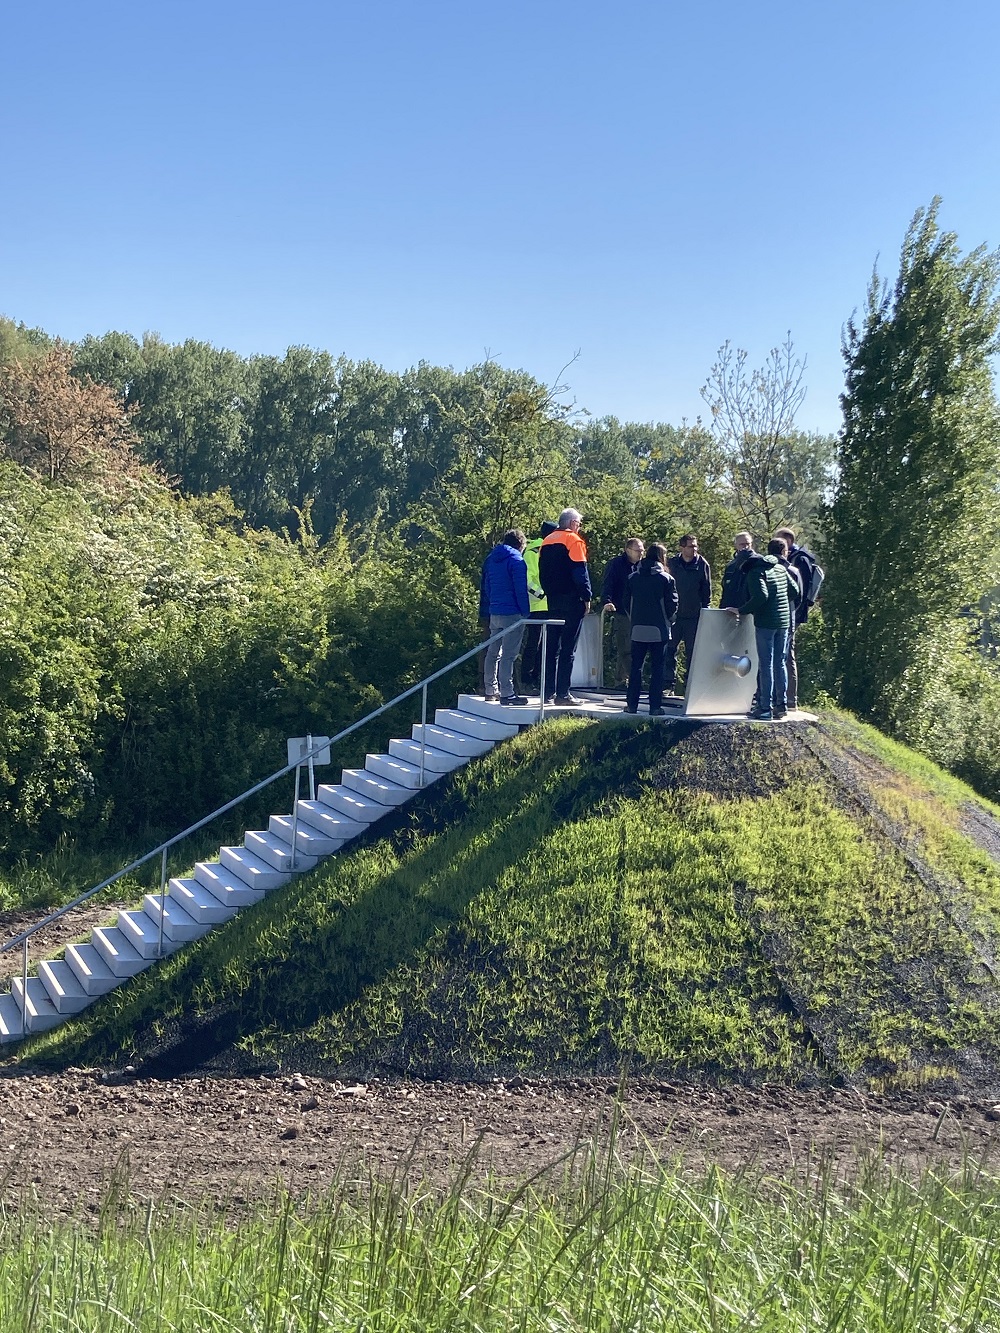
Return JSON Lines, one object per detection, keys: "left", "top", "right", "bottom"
{"left": 724, "top": 538, "right": 800, "bottom": 720}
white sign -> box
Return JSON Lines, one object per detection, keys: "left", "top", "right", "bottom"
{"left": 287, "top": 736, "right": 332, "bottom": 767}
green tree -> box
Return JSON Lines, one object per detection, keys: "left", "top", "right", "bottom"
{"left": 824, "top": 199, "right": 1000, "bottom": 724}
{"left": 414, "top": 361, "right": 574, "bottom": 569}
{"left": 0, "top": 316, "right": 51, "bottom": 366}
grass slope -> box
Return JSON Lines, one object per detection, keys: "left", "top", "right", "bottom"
{"left": 24, "top": 713, "right": 1000, "bottom": 1094}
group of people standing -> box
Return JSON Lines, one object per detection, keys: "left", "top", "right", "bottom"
{"left": 479, "top": 512, "right": 821, "bottom": 721}
{"left": 479, "top": 508, "right": 593, "bottom": 707}
{"left": 602, "top": 534, "right": 711, "bottom": 713}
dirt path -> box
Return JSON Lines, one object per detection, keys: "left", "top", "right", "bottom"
{"left": 3, "top": 1071, "right": 998, "bottom": 1215}
{"left": 0, "top": 903, "right": 132, "bottom": 984}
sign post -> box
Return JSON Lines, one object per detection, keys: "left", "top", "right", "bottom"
{"left": 286, "top": 736, "right": 332, "bottom": 869}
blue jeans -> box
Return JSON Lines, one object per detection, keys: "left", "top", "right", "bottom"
{"left": 755, "top": 627, "right": 789, "bottom": 715}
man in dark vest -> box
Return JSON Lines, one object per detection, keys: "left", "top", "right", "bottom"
{"left": 720, "top": 532, "right": 755, "bottom": 610}
{"left": 601, "top": 536, "right": 644, "bottom": 688}
{"left": 665, "top": 534, "right": 712, "bottom": 695}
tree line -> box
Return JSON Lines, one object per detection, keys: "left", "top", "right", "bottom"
{"left": 1, "top": 193, "right": 999, "bottom": 863}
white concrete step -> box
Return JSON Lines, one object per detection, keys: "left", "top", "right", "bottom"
{"left": 11, "top": 976, "right": 63, "bottom": 1031}
{"left": 292, "top": 800, "right": 366, "bottom": 844}
{"left": 0, "top": 992, "right": 26, "bottom": 1042}
{"left": 434, "top": 708, "right": 519, "bottom": 742}
{"left": 65, "top": 942, "right": 120, "bottom": 995}
{"left": 38, "top": 959, "right": 93, "bottom": 1014}
{"left": 219, "top": 846, "right": 291, "bottom": 893}
{"left": 91, "top": 926, "right": 151, "bottom": 978}
{"left": 412, "top": 723, "right": 494, "bottom": 757}
{"left": 317, "top": 783, "right": 392, "bottom": 823}
{"left": 269, "top": 814, "right": 345, "bottom": 857}
{"left": 142, "top": 894, "right": 212, "bottom": 943}
{"left": 341, "top": 768, "right": 414, "bottom": 807}
{"left": 388, "top": 738, "right": 465, "bottom": 773}
{"left": 194, "top": 860, "right": 268, "bottom": 907}
{"left": 456, "top": 693, "right": 541, "bottom": 725}
{"left": 169, "top": 876, "right": 239, "bottom": 924}
{"left": 244, "top": 829, "right": 318, "bottom": 873}
{"left": 116, "top": 909, "right": 184, "bottom": 960}
{"left": 365, "top": 752, "right": 442, "bottom": 789}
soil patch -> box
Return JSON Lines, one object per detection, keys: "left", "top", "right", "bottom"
{"left": 0, "top": 903, "right": 132, "bottom": 984}
{"left": 2, "top": 1070, "right": 998, "bottom": 1215}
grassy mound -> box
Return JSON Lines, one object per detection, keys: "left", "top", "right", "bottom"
{"left": 24, "top": 712, "right": 1000, "bottom": 1095}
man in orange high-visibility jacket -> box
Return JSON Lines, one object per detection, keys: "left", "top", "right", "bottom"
{"left": 538, "top": 508, "right": 592, "bottom": 704}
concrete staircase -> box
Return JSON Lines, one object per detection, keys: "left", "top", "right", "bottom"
{"left": 0, "top": 695, "right": 533, "bottom": 1045}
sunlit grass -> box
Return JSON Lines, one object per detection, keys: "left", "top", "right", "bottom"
{"left": 2, "top": 1146, "right": 1000, "bottom": 1331}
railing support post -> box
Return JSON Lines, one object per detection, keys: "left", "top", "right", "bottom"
{"left": 290, "top": 763, "right": 301, "bottom": 872}
{"left": 157, "top": 846, "right": 168, "bottom": 958}
{"left": 21, "top": 937, "right": 27, "bottom": 1036}
{"left": 418, "top": 683, "right": 428, "bottom": 788}
{"left": 539, "top": 623, "right": 548, "bottom": 723}
{"left": 306, "top": 733, "right": 316, "bottom": 802}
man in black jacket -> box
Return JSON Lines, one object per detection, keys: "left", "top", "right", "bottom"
{"left": 720, "top": 533, "right": 755, "bottom": 610}
{"left": 601, "top": 537, "right": 644, "bottom": 688}
{"left": 666, "top": 534, "right": 712, "bottom": 695}
{"left": 538, "top": 507, "right": 592, "bottom": 704}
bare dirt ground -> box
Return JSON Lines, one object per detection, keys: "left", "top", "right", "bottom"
{"left": 4, "top": 1070, "right": 1000, "bottom": 1215}
{"left": 0, "top": 903, "right": 132, "bottom": 984}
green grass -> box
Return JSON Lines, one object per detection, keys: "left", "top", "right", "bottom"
{"left": 820, "top": 706, "right": 1000, "bottom": 819}
{"left": 3, "top": 1146, "right": 1000, "bottom": 1331}
{"left": 26, "top": 715, "right": 1000, "bottom": 1089}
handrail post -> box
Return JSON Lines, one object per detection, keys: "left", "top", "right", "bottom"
{"left": 306, "top": 733, "right": 316, "bottom": 802}
{"left": 539, "top": 622, "right": 548, "bottom": 723}
{"left": 157, "top": 846, "right": 168, "bottom": 958}
{"left": 418, "top": 683, "right": 428, "bottom": 788}
{"left": 21, "top": 937, "right": 27, "bottom": 1036}
{"left": 290, "top": 763, "right": 301, "bottom": 872}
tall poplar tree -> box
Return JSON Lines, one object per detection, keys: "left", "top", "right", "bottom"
{"left": 824, "top": 200, "right": 1000, "bottom": 723}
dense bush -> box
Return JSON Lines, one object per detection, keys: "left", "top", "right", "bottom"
{"left": 0, "top": 460, "right": 478, "bottom": 856}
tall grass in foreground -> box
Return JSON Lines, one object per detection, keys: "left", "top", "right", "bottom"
{"left": 3, "top": 1146, "right": 1000, "bottom": 1331}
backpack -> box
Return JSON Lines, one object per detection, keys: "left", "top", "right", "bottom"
{"left": 793, "top": 548, "right": 824, "bottom": 605}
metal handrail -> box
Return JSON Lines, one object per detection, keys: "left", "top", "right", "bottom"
{"left": 1, "top": 615, "right": 567, "bottom": 966}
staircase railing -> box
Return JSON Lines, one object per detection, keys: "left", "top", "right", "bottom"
{"left": 1, "top": 616, "right": 566, "bottom": 1030}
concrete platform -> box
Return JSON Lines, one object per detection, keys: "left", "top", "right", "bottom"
{"left": 458, "top": 690, "right": 817, "bottom": 725}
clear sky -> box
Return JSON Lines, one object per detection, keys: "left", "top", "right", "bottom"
{"left": 3, "top": 0, "right": 998, "bottom": 435}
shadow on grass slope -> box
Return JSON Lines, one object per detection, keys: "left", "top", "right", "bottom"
{"left": 25, "top": 712, "right": 1000, "bottom": 1097}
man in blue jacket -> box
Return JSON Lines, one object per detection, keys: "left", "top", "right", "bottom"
{"left": 482, "top": 529, "right": 531, "bottom": 705}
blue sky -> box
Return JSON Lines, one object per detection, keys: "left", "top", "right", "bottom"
{"left": 3, "top": 0, "right": 998, "bottom": 434}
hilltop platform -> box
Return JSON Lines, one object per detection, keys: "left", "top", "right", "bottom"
{"left": 455, "top": 693, "right": 818, "bottom": 727}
